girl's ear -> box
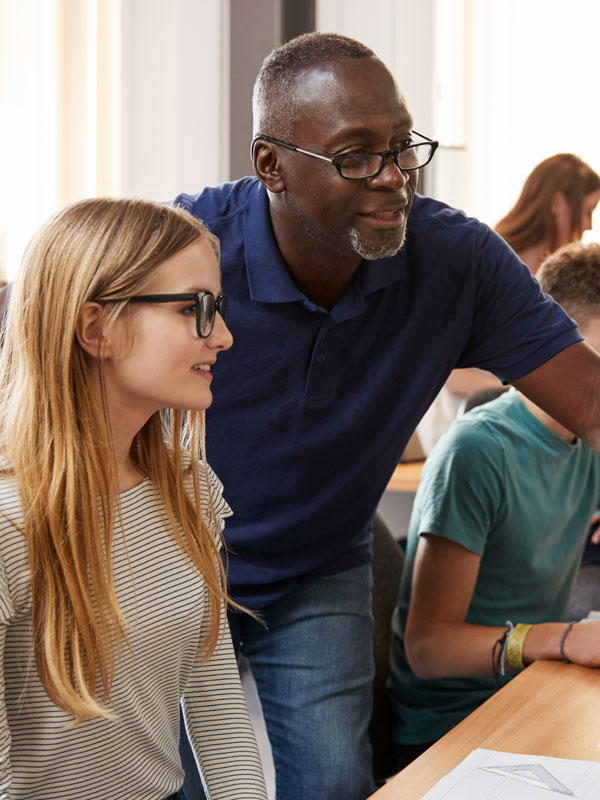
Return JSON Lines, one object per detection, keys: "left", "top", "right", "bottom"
{"left": 75, "top": 302, "right": 111, "bottom": 359}
{"left": 551, "top": 190, "right": 569, "bottom": 217}
{"left": 551, "top": 190, "right": 573, "bottom": 244}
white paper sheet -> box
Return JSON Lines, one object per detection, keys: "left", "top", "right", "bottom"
{"left": 422, "top": 748, "right": 600, "bottom": 799}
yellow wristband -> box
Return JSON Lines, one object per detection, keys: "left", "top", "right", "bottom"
{"left": 505, "top": 623, "right": 532, "bottom": 671}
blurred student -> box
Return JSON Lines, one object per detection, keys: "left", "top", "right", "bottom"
{"left": 418, "top": 154, "right": 600, "bottom": 454}
{"left": 389, "top": 241, "right": 600, "bottom": 771}
{"left": 496, "top": 153, "right": 600, "bottom": 273}
{"left": 0, "top": 198, "right": 266, "bottom": 800}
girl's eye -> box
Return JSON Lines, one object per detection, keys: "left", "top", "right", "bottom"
{"left": 181, "top": 304, "right": 197, "bottom": 317}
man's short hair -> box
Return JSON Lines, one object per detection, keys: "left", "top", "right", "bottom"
{"left": 252, "top": 32, "right": 380, "bottom": 140}
{"left": 537, "top": 241, "right": 600, "bottom": 328}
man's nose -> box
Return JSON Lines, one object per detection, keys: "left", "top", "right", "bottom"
{"left": 367, "top": 156, "right": 409, "bottom": 189}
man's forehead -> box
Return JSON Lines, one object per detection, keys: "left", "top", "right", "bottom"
{"left": 290, "top": 60, "right": 413, "bottom": 140}
{"left": 293, "top": 58, "right": 400, "bottom": 98}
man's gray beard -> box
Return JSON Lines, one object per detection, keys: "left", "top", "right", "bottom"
{"left": 349, "top": 223, "right": 407, "bottom": 260}
{"left": 296, "top": 211, "right": 407, "bottom": 260}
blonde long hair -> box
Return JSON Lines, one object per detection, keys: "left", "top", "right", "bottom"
{"left": 0, "top": 198, "right": 231, "bottom": 721}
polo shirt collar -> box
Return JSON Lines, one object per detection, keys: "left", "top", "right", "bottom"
{"left": 358, "top": 253, "right": 406, "bottom": 296}
{"left": 244, "top": 183, "right": 305, "bottom": 304}
{"left": 243, "top": 181, "right": 407, "bottom": 305}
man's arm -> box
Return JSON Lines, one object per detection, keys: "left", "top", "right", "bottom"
{"left": 405, "top": 533, "right": 600, "bottom": 680}
{"left": 513, "top": 340, "right": 600, "bottom": 451}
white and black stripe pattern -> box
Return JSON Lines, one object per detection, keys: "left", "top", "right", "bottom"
{"left": 0, "top": 466, "right": 267, "bottom": 800}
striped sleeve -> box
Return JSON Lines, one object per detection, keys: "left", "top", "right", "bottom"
{"left": 0, "top": 552, "right": 13, "bottom": 796}
{"left": 181, "top": 603, "right": 267, "bottom": 800}
{"left": 202, "top": 462, "right": 233, "bottom": 536}
{"left": 183, "top": 463, "right": 266, "bottom": 797}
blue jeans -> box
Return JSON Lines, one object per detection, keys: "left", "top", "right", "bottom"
{"left": 180, "top": 564, "right": 376, "bottom": 800}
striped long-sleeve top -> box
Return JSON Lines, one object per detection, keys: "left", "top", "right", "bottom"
{"left": 0, "top": 467, "right": 267, "bottom": 800}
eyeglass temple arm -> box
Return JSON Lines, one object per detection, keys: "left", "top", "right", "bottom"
{"left": 253, "top": 135, "right": 333, "bottom": 164}
{"left": 412, "top": 130, "right": 434, "bottom": 142}
{"left": 126, "top": 294, "right": 198, "bottom": 304}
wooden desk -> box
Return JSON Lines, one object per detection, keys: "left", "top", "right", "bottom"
{"left": 386, "top": 461, "right": 424, "bottom": 493}
{"left": 369, "top": 659, "right": 600, "bottom": 799}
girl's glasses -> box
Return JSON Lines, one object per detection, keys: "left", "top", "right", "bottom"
{"left": 105, "top": 292, "right": 228, "bottom": 338}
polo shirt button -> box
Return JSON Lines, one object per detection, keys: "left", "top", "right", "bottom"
{"left": 316, "top": 353, "right": 326, "bottom": 364}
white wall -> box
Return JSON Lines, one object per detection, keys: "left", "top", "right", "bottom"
{"left": 317, "top": 0, "right": 434, "bottom": 135}
{"left": 465, "top": 0, "right": 600, "bottom": 233}
{"left": 0, "top": 0, "right": 228, "bottom": 278}
{"left": 121, "top": 0, "right": 227, "bottom": 200}
{"left": 0, "top": 0, "right": 60, "bottom": 279}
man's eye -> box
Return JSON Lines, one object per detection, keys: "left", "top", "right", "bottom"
{"left": 181, "top": 304, "right": 197, "bottom": 316}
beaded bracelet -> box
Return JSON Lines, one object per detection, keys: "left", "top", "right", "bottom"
{"left": 506, "top": 623, "right": 532, "bottom": 671}
{"left": 500, "top": 621, "right": 514, "bottom": 675}
{"left": 559, "top": 620, "right": 577, "bottom": 663}
{"left": 492, "top": 621, "right": 513, "bottom": 688}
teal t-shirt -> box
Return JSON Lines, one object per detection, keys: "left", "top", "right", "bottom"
{"left": 389, "top": 389, "right": 600, "bottom": 744}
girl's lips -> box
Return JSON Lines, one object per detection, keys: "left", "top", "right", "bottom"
{"left": 192, "top": 363, "right": 213, "bottom": 381}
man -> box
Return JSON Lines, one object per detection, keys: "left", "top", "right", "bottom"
{"left": 388, "top": 241, "right": 600, "bottom": 770}
{"left": 175, "top": 33, "right": 600, "bottom": 799}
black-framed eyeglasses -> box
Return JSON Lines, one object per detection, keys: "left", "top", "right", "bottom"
{"left": 252, "top": 130, "right": 438, "bottom": 180}
{"left": 104, "top": 292, "right": 228, "bottom": 338}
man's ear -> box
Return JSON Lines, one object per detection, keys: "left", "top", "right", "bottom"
{"left": 75, "top": 302, "right": 110, "bottom": 360}
{"left": 253, "top": 140, "right": 286, "bottom": 193}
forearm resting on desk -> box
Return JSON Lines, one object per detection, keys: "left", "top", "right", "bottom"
{"left": 405, "top": 619, "right": 514, "bottom": 680}
{"left": 406, "top": 535, "right": 600, "bottom": 680}
{"left": 406, "top": 619, "right": 600, "bottom": 679}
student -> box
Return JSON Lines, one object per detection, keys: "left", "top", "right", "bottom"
{"left": 0, "top": 198, "right": 267, "bottom": 800}
{"left": 174, "top": 31, "right": 600, "bottom": 799}
{"left": 388, "top": 241, "right": 600, "bottom": 771}
{"left": 496, "top": 153, "right": 600, "bottom": 274}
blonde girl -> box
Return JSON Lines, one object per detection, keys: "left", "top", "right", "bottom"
{"left": 0, "top": 198, "right": 267, "bottom": 800}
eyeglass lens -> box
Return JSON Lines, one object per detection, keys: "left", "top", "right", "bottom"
{"left": 340, "top": 143, "right": 433, "bottom": 178}
{"left": 197, "top": 293, "right": 228, "bottom": 337}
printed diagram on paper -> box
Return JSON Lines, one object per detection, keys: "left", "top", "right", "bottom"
{"left": 480, "top": 763, "right": 574, "bottom": 795}
{"left": 422, "top": 748, "right": 600, "bottom": 799}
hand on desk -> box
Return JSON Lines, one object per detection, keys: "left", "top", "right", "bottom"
{"left": 559, "top": 620, "right": 600, "bottom": 668}
{"left": 523, "top": 620, "right": 600, "bottom": 669}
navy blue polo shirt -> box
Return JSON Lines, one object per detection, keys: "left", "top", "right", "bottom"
{"left": 174, "top": 179, "right": 580, "bottom": 609}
